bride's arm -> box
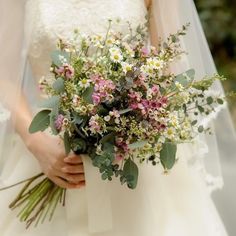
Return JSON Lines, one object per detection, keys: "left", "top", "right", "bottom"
{"left": 146, "top": 0, "right": 159, "bottom": 48}
{"left": 0, "top": 79, "right": 85, "bottom": 189}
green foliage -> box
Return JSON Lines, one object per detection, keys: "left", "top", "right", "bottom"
{"left": 160, "top": 142, "right": 177, "bottom": 170}
{"left": 29, "top": 110, "right": 51, "bottom": 133}
{"left": 123, "top": 158, "right": 139, "bottom": 189}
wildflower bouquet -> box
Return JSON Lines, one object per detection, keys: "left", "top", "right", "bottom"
{"left": 2, "top": 21, "right": 227, "bottom": 227}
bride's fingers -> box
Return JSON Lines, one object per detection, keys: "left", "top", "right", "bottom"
{"left": 64, "top": 154, "right": 83, "bottom": 164}
{"left": 61, "top": 163, "right": 84, "bottom": 174}
{"left": 53, "top": 168, "right": 85, "bottom": 183}
{"left": 52, "top": 176, "right": 81, "bottom": 189}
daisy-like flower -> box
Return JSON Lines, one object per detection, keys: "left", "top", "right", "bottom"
{"left": 164, "top": 127, "right": 176, "bottom": 140}
{"left": 140, "top": 64, "right": 154, "bottom": 77}
{"left": 109, "top": 47, "right": 123, "bottom": 63}
{"left": 121, "top": 62, "right": 132, "bottom": 74}
{"left": 78, "top": 78, "right": 91, "bottom": 89}
{"left": 175, "top": 81, "right": 184, "bottom": 91}
{"left": 147, "top": 58, "right": 165, "bottom": 70}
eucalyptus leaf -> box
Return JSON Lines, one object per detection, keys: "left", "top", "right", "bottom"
{"left": 160, "top": 142, "right": 177, "bottom": 170}
{"left": 103, "top": 142, "right": 115, "bottom": 154}
{"left": 39, "top": 96, "right": 60, "bottom": 109}
{"left": 82, "top": 85, "right": 94, "bottom": 104}
{"left": 174, "top": 69, "right": 195, "bottom": 87}
{"left": 52, "top": 78, "right": 65, "bottom": 93}
{"left": 123, "top": 158, "right": 139, "bottom": 189}
{"left": 64, "top": 131, "right": 71, "bottom": 155}
{"left": 51, "top": 50, "right": 70, "bottom": 67}
{"left": 217, "top": 98, "right": 224, "bottom": 105}
{"left": 206, "top": 96, "right": 214, "bottom": 105}
{"left": 198, "top": 125, "right": 204, "bottom": 133}
{"left": 49, "top": 103, "right": 59, "bottom": 135}
{"left": 29, "top": 110, "right": 51, "bottom": 133}
{"left": 128, "top": 140, "right": 148, "bottom": 150}
{"left": 100, "top": 132, "right": 115, "bottom": 145}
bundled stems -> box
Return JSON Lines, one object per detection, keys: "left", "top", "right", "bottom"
{"left": 0, "top": 172, "right": 66, "bottom": 228}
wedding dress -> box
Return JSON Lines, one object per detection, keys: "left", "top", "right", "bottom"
{"left": 0, "top": 0, "right": 235, "bottom": 235}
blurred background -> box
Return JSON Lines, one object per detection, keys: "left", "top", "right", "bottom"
{"left": 194, "top": 0, "right": 236, "bottom": 125}
{"left": 194, "top": 1, "right": 236, "bottom": 235}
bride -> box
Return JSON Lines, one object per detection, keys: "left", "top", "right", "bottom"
{"left": 0, "top": 0, "right": 235, "bottom": 235}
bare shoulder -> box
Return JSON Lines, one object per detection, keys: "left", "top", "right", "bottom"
{"left": 144, "top": 0, "right": 152, "bottom": 9}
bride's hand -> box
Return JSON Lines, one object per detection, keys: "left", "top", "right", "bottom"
{"left": 25, "top": 132, "right": 86, "bottom": 189}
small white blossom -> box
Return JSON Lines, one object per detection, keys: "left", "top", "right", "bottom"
{"left": 121, "top": 62, "right": 132, "bottom": 73}
{"left": 175, "top": 82, "right": 184, "bottom": 91}
{"left": 78, "top": 79, "right": 91, "bottom": 89}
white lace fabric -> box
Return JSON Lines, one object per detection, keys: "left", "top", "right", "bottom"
{"left": 26, "top": 0, "right": 147, "bottom": 82}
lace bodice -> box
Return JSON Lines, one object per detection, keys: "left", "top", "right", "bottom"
{"left": 25, "top": 0, "right": 147, "bottom": 81}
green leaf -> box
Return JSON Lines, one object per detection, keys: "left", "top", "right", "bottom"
{"left": 39, "top": 96, "right": 60, "bottom": 109}
{"left": 217, "top": 98, "right": 224, "bottom": 105}
{"left": 174, "top": 69, "right": 195, "bottom": 87}
{"left": 52, "top": 78, "right": 65, "bottom": 93}
{"left": 123, "top": 158, "right": 139, "bottom": 189}
{"left": 51, "top": 50, "right": 70, "bottom": 67}
{"left": 197, "top": 105, "right": 205, "bottom": 113}
{"left": 191, "top": 120, "right": 198, "bottom": 126}
{"left": 29, "top": 110, "right": 51, "bottom": 133}
{"left": 82, "top": 85, "right": 94, "bottom": 104}
{"left": 100, "top": 132, "right": 115, "bottom": 145}
{"left": 49, "top": 103, "right": 59, "bottom": 135}
{"left": 160, "top": 142, "right": 177, "bottom": 170}
{"left": 72, "top": 138, "right": 87, "bottom": 153}
{"left": 128, "top": 140, "right": 148, "bottom": 149}
{"left": 103, "top": 142, "right": 115, "bottom": 154}
{"left": 206, "top": 96, "right": 214, "bottom": 105}
{"left": 64, "top": 131, "right": 71, "bottom": 155}
{"left": 73, "top": 113, "right": 84, "bottom": 125}
{"left": 198, "top": 125, "right": 204, "bottom": 133}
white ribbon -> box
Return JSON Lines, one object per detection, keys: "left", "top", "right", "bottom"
{"left": 81, "top": 154, "right": 113, "bottom": 233}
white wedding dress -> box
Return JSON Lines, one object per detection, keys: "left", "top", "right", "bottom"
{"left": 0, "top": 0, "right": 232, "bottom": 235}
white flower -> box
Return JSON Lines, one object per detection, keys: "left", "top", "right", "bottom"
{"left": 106, "top": 37, "right": 115, "bottom": 46}
{"left": 109, "top": 47, "right": 123, "bottom": 63}
{"left": 122, "top": 42, "right": 135, "bottom": 57}
{"left": 78, "top": 78, "right": 91, "bottom": 89}
{"left": 180, "top": 91, "right": 190, "bottom": 103}
{"left": 147, "top": 58, "right": 164, "bottom": 70}
{"left": 121, "top": 62, "right": 132, "bottom": 73}
{"left": 164, "top": 127, "right": 176, "bottom": 140}
{"left": 104, "top": 115, "right": 111, "bottom": 122}
{"left": 158, "top": 136, "right": 166, "bottom": 143}
{"left": 140, "top": 64, "right": 154, "bottom": 77}
{"left": 175, "top": 81, "right": 184, "bottom": 91}
{"left": 169, "top": 113, "right": 179, "bottom": 128}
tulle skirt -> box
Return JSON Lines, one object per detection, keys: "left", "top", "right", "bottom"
{"left": 0, "top": 134, "right": 229, "bottom": 236}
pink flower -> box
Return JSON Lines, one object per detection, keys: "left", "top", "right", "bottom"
{"left": 92, "top": 93, "right": 101, "bottom": 105}
{"left": 151, "top": 85, "right": 159, "bottom": 94}
{"left": 54, "top": 114, "right": 64, "bottom": 130}
{"left": 141, "top": 47, "right": 149, "bottom": 57}
{"left": 160, "top": 96, "right": 168, "bottom": 105}
{"left": 115, "top": 153, "right": 124, "bottom": 162}
{"left": 130, "top": 103, "right": 138, "bottom": 109}
{"left": 55, "top": 64, "right": 74, "bottom": 79}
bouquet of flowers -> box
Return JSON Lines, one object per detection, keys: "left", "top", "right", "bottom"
{"left": 1, "top": 20, "right": 227, "bottom": 228}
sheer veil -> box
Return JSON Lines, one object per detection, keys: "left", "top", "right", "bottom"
{"left": 0, "top": 0, "right": 235, "bottom": 233}
{"left": 151, "top": 0, "right": 236, "bottom": 232}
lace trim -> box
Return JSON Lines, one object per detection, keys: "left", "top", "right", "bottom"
{"left": 0, "top": 105, "right": 10, "bottom": 123}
